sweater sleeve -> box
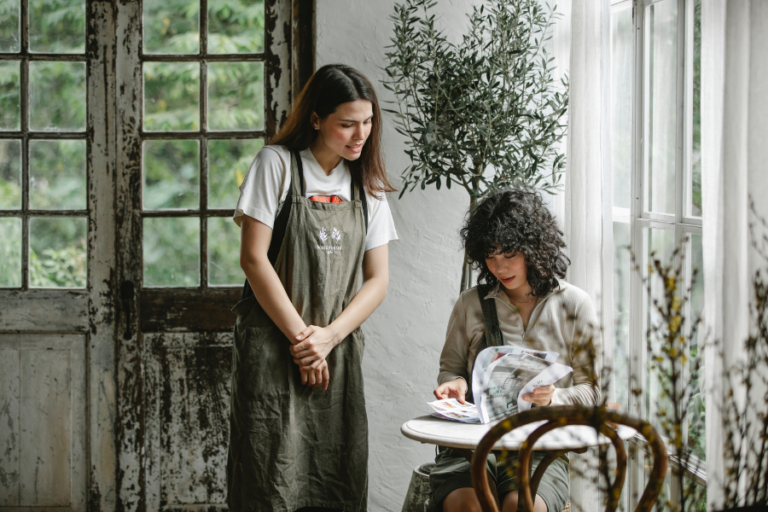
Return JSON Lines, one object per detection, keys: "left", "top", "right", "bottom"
{"left": 552, "top": 294, "right": 603, "bottom": 406}
{"left": 437, "top": 293, "right": 471, "bottom": 386}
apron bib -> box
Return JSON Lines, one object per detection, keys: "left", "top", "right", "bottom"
{"left": 227, "top": 151, "right": 368, "bottom": 512}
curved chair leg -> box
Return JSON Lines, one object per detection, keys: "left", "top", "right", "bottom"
{"left": 517, "top": 420, "right": 629, "bottom": 512}
{"left": 529, "top": 450, "right": 567, "bottom": 499}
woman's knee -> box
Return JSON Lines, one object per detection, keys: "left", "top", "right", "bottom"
{"left": 443, "top": 487, "right": 482, "bottom": 512}
{"left": 502, "top": 491, "right": 549, "bottom": 512}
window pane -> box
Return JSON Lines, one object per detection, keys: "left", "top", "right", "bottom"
{"left": 644, "top": 0, "right": 677, "bottom": 215}
{"left": 208, "top": 216, "right": 241, "bottom": 285}
{"left": 143, "top": 0, "right": 199, "bottom": 54}
{"left": 29, "top": 216, "right": 87, "bottom": 288}
{"left": 611, "top": 7, "right": 632, "bottom": 209}
{"left": 0, "top": 217, "right": 21, "bottom": 287}
{"left": 646, "top": 227, "right": 675, "bottom": 432}
{"left": 690, "top": 0, "right": 702, "bottom": 216}
{"left": 0, "top": 0, "right": 20, "bottom": 53}
{"left": 688, "top": 233, "right": 705, "bottom": 460}
{"left": 613, "top": 221, "right": 631, "bottom": 411}
{"left": 29, "top": 139, "right": 86, "bottom": 210}
{"left": 0, "top": 139, "right": 21, "bottom": 209}
{"left": 208, "top": 0, "right": 265, "bottom": 54}
{"left": 208, "top": 62, "right": 264, "bottom": 131}
{"left": 29, "top": 0, "right": 86, "bottom": 54}
{"left": 143, "top": 217, "right": 199, "bottom": 287}
{"left": 0, "top": 61, "right": 20, "bottom": 130}
{"left": 29, "top": 61, "right": 86, "bottom": 131}
{"left": 143, "top": 140, "right": 199, "bottom": 210}
{"left": 209, "top": 138, "right": 262, "bottom": 209}
{"left": 144, "top": 62, "right": 200, "bottom": 131}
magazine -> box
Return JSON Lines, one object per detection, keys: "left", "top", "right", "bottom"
{"left": 426, "top": 398, "right": 481, "bottom": 423}
{"left": 428, "top": 346, "right": 573, "bottom": 424}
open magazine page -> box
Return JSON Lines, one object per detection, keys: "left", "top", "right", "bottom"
{"left": 471, "top": 346, "right": 559, "bottom": 405}
{"left": 427, "top": 398, "right": 480, "bottom": 423}
{"left": 473, "top": 346, "right": 573, "bottom": 423}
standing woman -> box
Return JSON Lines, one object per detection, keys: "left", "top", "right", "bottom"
{"left": 227, "top": 64, "right": 398, "bottom": 512}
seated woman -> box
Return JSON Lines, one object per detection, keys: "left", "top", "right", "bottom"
{"left": 429, "top": 189, "right": 602, "bottom": 512}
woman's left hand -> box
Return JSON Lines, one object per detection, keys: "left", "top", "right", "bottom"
{"left": 522, "top": 384, "right": 556, "bottom": 407}
{"left": 290, "top": 325, "right": 339, "bottom": 368}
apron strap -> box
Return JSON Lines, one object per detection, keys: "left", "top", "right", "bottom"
{"left": 292, "top": 149, "right": 306, "bottom": 196}
{"left": 353, "top": 174, "right": 368, "bottom": 234}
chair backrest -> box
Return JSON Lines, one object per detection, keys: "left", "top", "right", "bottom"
{"left": 470, "top": 405, "right": 668, "bottom": 512}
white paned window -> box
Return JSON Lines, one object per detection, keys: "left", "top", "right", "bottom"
{"left": 609, "top": 0, "right": 704, "bottom": 508}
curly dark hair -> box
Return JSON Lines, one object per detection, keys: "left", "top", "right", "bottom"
{"left": 461, "top": 189, "right": 570, "bottom": 297}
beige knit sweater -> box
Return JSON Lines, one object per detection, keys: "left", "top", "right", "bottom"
{"left": 437, "top": 279, "right": 602, "bottom": 406}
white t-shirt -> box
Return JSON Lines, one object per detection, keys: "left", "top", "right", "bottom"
{"left": 234, "top": 145, "right": 398, "bottom": 251}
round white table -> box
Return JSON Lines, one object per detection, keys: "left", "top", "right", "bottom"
{"left": 401, "top": 415, "right": 637, "bottom": 451}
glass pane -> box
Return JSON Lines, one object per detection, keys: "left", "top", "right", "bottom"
{"left": 0, "top": 139, "right": 21, "bottom": 209}
{"left": 29, "top": 61, "right": 86, "bottom": 131}
{"left": 0, "top": 61, "right": 20, "bottom": 130}
{"left": 143, "top": 217, "right": 199, "bottom": 286}
{"left": 0, "top": 0, "right": 20, "bottom": 53}
{"left": 144, "top": 62, "right": 200, "bottom": 131}
{"left": 208, "top": 216, "right": 240, "bottom": 285}
{"left": 29, "top": 216, "right": 87, "bottom": 288}
{"left": 644, "top": 0, "right": 678, "bottom": 214}
{"left": 143, "top": 140, "right": 199, "bottom": 209}
{"left": 208, "top": 0, "right": 265, "bottom": 54}
{"left": 0, "top": 217, "right": 21, "bottom": 287}
{"left": 208, "top": 62, "right": 264, "bottom": 131}
{"left": 29, "top": 0, "right": 86, "bottom": 54}
{"left": 143, "top": 0, "right": 199, "bottom": 54}
{"left": 688, "top": 233, "right": 705, "bottom": 460}
{"left": 208, "top": 138, "right": 262, "bottom": 208}
{"left": 690, "top": 0, "right": 702, "bottom": 216}
{"left": 613, "top": 221, "right": 631, "bottom": 412}
{"left": 646, "top": 227, "right": 675, "bottom": 432}
{"left": 29, "top": 139, "right": 87, "bottom": 210}
{"left": 611, "top": 8, "right": 632, "bottom": 209}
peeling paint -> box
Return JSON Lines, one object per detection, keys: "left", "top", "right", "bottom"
{"left": 144, "top": 333, "right": 233, "bottom": 509}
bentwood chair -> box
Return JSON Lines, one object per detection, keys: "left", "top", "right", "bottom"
{"left": 470, "top": 405, "right": 669, "bottom": 512}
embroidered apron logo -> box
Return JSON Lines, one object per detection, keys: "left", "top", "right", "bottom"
{"left": 318, "top": 227, "right": 342, "bottom": 254}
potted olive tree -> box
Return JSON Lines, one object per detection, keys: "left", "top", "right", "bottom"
{"left": 383, "top": 0, "right": 568, "bottom": 291}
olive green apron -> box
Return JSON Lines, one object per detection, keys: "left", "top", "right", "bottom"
{"left": 227, "top": 151, "right": 368, "bottom": 512}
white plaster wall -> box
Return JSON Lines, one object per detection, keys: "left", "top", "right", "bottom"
{"left": 315, "top": 1, "right": 481, "bottom": 510}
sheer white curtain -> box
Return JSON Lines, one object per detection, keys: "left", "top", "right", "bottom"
{"left": 702, "top": 1, "right": 768, "bottom": 508}
{"left": 554, "top": 0, "right": 612, "bottom": 510}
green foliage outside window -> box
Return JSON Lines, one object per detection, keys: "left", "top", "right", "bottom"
{"left": 0, "top": 0, "right": 265, "bottom": 288}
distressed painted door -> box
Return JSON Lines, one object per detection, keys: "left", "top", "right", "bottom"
{"left": 0, "top": 0, "right": 311, "bottom": 510}
{"left": 114, "top": 1, "right": 310, "bottom": 510}
{"left": 0, "top": 1, "right": 116, "bottom": 509}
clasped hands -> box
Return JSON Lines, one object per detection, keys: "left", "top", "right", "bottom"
{"left": 289, "top": 325, "right": 339, "bottom": 391}
{"left": 433, "top": 377, "right": 556, "bottom": 407}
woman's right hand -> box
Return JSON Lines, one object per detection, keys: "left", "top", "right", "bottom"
{"left": 433, "top": 378, "right": 468, "bottom": 404}
{"left": 300, "top": 359, "right": 330, "bottom": 391}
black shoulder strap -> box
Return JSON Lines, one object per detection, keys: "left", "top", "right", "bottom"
{"left": 242, "top": 150, "right": 301, "bottom": 300}
{"left": 466, "top": 284, "right": 504, "bottom": 403}
{"left": 478, "top": 284, "right": 504, "bottom": 349}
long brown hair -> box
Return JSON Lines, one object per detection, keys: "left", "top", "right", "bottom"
{"left": 270, "top": 64, "right": 395, "bottom": 197}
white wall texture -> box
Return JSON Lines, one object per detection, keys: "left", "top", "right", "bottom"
{"left": 315, "top": 1, "right": 480, "bottom": 510}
